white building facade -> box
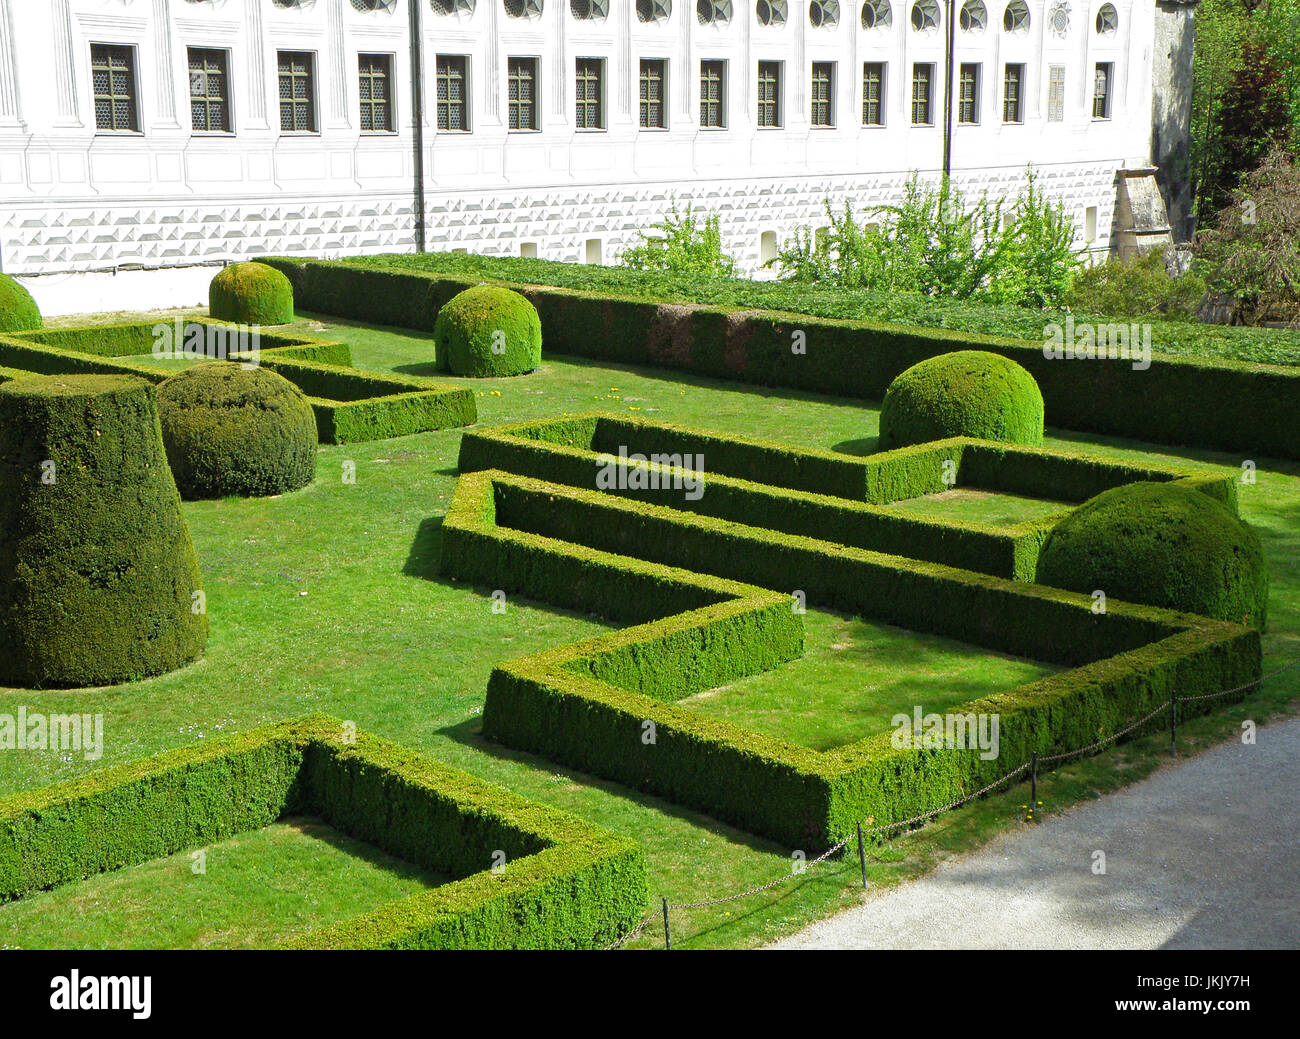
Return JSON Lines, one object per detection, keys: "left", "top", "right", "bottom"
{"left": 0, "top": 0, "right": 1185, "bottom": 291}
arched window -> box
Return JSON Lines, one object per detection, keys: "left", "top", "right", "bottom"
{"left": 860, "top": 0, "right": 892, "bottom": 29}
{"left": 351, "top": 0, "right": 397, "bottom": 10}
{"left": 1003, "top": 0, "right": 1030, "bottom": 32}
{"left": 431, "top": 0, "right": 475, "bottom": 14}
{"left": 911, "top": 0, "right": 940, "bottom": 31}
{"left": 1095, "top": 3, "right": 1118, "bottom": 34}
{"left": 571, "top": 0, "right": 608, "bottom": 16}
{"left": 271, "top": 0, "right": 315, "bottom": 8}
{"left": 959, "top": 0, "right": 985, "bottom": 31}
{"left": 504, "top": 0, "right": 544, "bottom": 18}
{"left": 756, "top": 0, "right": 787, "bottom": 24}
{"left": 637, "top": 0, "right": 672, "bottom": 21}
{"left": 697, "top": 0, "right": 733, "bottom": 23}
{"left": 810, "top": 0, "right": 840, "bottom": 26}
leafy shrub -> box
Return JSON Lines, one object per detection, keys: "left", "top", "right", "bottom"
{"left": 878, "top": 350, "right": 1045, "bottom": 449}
{"left": 0, "top": 274, "right": 41, "bottom": 333}
{"left": 1037, "top": 482, "right": 1269, "bottom": 630}
{"left": 209, "top": 262, "right": 295, "bottom": 325}
{"left": 157, "top": 363, "right": 318, "bottom": 499}
{"left": 433, "top": 285, "right": 541, "bottom": 377}
{"left": 774, "top": 170, "right": 1080, "bottom": 308}
{"left": 0, "top": 374, "right": 208, "bottom": 687}
{"left": 1067, "top": 251, "right": 1207, "bottom": 321}
{"left": 621, "top": 202, "right": 738, "bottom": 278}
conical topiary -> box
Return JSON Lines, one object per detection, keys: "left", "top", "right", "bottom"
{"left": 0, "top": 375, "right": 209, "bottom": 687}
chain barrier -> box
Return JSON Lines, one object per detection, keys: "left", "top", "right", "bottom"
{"left": 601, "top": 652, "right": 1299, "bottom": 949}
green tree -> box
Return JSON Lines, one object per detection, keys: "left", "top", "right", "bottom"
{"left": 621, "top": 202, "right": 738, "bottom": 277}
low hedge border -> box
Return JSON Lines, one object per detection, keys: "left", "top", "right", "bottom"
{"left": 260, "top": 256, "right": 1300, "bottom": 461}
{"left": 440, "top": 470, "right": 1261, "bottom": 851}
{"left": 0, "top": 714, "right": 647, "bottom": 950}
{"left": 456, "top": 413, "right": 1237, "bottom": 582}
{"left": 0, "top": 322, "right": 476, "bottom": 445}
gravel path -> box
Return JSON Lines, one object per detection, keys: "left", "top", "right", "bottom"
{"left": 772, "top": 718, "right": 1300, "bottom": 950}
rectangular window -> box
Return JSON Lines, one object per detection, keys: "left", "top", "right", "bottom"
{"left": 91, "top": 44, "right": 139, "bottom": 132}
{"left": 575, "top": 57, "right": 604, "bottom": 130}
{"left": 278, "top": 51, "right": 316, "bottom": 133}
{"left": 958, "top": 63, "right": 979, "bottom": 124}
{"left": 187, "top": 47, "right": 230, "bottom": 133}
{"left": 1047, "top": 65, "right": 1065, "bottom": 122}
{"left": 1003, "top": 63, "right": 1024, "bottom": 124}
{"left": 757, "top": 61, "right": 782, "bottom": 128}
{"left": 508, "top": 57, "right": 539, "bottom": 131}
{"left": 810, "top": 62, "right": 835, "bottom": 127}
{"left": 911, "top": 63, "right": 934, "bottom": 126}
{"left": 699, "top": 59, "right": 725, "bottom": 128}
{"left": 639, "top": 59, "right": 667, "bottom": 128}
{"left": 436, "top": 55, "right": 469, "bottom": 131}
{"left": 1093, "top": 62, "right": 1113, "bottom": 119}
{"left": 862, "top": 62, "right": 885, "bottom": 126}
{"left": 358, "top": 53, "right": 394, "bottom": 133}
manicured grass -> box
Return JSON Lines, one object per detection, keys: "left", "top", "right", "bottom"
{"left": 680, "top": 609, "right": 1059, "bottom": 751}
{"left": 4, "top": 309, "right": 1298, "bottom": 950}
{"left": 0, "top": 817, "right": 449, "bottom": 950}
{"left": 882, "top": 488, "right": 1072, "bottom": 528}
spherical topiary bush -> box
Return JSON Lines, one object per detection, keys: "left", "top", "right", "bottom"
{"left": 0, "top": 272, "right": 42, "bottom": 333}
{"left": 0, "top": 374, "right": 208, "bottom": 687}
{"left": 433, "top": 286, "right": 542, "bottom": 377}
{"left": 878, "top": 350, "right": 1045, "bottom": 449}
{"left": 209, "top": 261, "right": 295, "bottom": 325}
{"left": 157, "top": 363, "right": 318, "bottom": 500}
{"left": 1036, "top": 482, "right": 1269, "bottom": 629}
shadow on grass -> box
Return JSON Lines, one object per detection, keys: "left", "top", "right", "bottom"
{"left": 393, "top": 362, "right": 443, "bottom": 378}
{"left": 283, "top": 816, "right": 452, "bottom": 887}
{"left": 831, "top": 437, "right": 878, "bottom": 456}
{"left": 403, "top": 516, "right": 445, "bottom": 579}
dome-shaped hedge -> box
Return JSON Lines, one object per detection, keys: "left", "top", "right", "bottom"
{"left": 1036, "top": 482, "right": 1269, "bottom": 629}
{"left": 878, "top": 350, "right": 1045, "bottom": 449}
{"left": 0, "top": 273, "right": 42, "bottom": 333}
{"left": 0, "top": 374, "right": 208, "bottom": 687}
{"left": 434, "top": 286, "right": 542, "bottom": 377}
{"left": 157, "top": 363, "right": 318, "bottom": 499}
{"left": 209, "top": 262, "right": 295, "bottom": 325}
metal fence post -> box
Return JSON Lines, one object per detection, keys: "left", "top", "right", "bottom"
{"left": 857, "top": 822, "right": 867, "bottom": 889}
{"left": 662, "top": 897, "right": 671, "bottom": 950}
{"left": 1030, "top": 753, "right": 1037, "bottom": 810}
{"left": 1170, "top": 696, "right": 1178, "bottom": 758}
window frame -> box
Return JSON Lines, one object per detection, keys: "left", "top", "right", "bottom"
{"left": 957, "top": 61, "right": 980, "bottom": 125}
{"left": 1046, "top": 64, "right": 1065, "bottom": 123}
{"left": 435, "top": 53, "right": 472, "bottom": 133}
{"left": 574, "top": 56, "right": 606, "bottom": 132}
{"left": 699, "top": 58, "right": 727, "bottom": 129}
{"left": 277, "top": 49, "right": 319, "bottom": 135}
{"left": 910, "top": 62, "right": 934, "bottom": 126}
{"left": 1002, "top": 62, "right": 1024, "bottom": 125}
{"left": 862, "top": 60, "right": 886, "bottom": 127}
{"left": 756, "top": 59, "right": 783, "bottom": 129}
{"left": 90, "top": 42, "right": 142, "bottom": 135}
{"left": 507, "top": 55, "right": 541, "bottom": 133}
{"left": 187, "top": 46, "right": 233, "bottom": 135}
{"left": 358, "top": 51, "right": 397, "bottom": 135}
{"left": 639, "top": 58, "right": 669, "bottom": 131}
{"left": 1092, "top": 61, "right": 1113, "bottom": 120}
{"left": 810, "top": 61, "right": 836, "bottom": 128}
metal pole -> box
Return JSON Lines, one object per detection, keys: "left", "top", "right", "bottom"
{"left": 857, "top": 822, "right": 868, "bottom": 889}
{"left": 1030, "top": 753, "right": 1037, "bottom": 810}
{"left": 662, "top": 897, "right": 671, "bottom": 950}
{"left": 1170, "top": 696, "right": 1178, "bottom": 758}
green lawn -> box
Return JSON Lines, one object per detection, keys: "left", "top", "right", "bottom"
{"left": 681, "top": 610, "right": 1059, "bottom": 751}
{"left": 0, "top": 817, "right": 449, "bottom": 950}
{"left": 3, "top": 310, "right": 1298, "bottom": 950}
{"left": 881, "top": 488, "right": 1072, "bottom": 528}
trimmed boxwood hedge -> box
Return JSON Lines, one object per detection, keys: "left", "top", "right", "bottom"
{"left": 440, "top": 469, "right": 1261, "bottom": 850}
{"left": 1037, "top": 482, "right": 1270, "bottom": 631}
{"left": 209, "top": 262, "right": 295, "bottom": 325}
{"left": 434, "top": 285, "right": 542, "bottom": 377}
{"left": 456, "top": 413, "right": 1237, "bottom": 582}
{"left": 259, "top": 256, "right": 1300, "bottom": 461}
{"left": 0, "top": 273, "right": 41, "bottom": 333}
{"left": 0, "top": 374, "right": 208, "bottom": 687}
{"left": 879, "top": 350, "right": 1045, "bottom": 449}
{"left": 0, "top": 715, "right": 648, "bottom": 949}
{"left": 158, "top": 363, "right": 319, "bottom": 499}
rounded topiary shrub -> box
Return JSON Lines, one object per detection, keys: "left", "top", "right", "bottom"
{"left": 0, "top": 272, "right": 42, "bottom": 333}
{"left": 157, "top": 363, "right": 318, "bottom": 500}
{"left": 209, "top": 261, "right": 295, "bottom": 325}
{"left": 878, "top": 350, "right": 1045, "bottom": 449}
{"left": 0, "top": 374, "right": 208, "bottom": 687}
{"left": 1036, "top": 482, "right": 1269, "bottom": 629}
{"left": 434, "top": 286, "right": 542, "bottom": 377}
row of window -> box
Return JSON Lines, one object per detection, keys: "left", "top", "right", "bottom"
{"left": 90, "top": 42, "right": 1114, "bottom": 136}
